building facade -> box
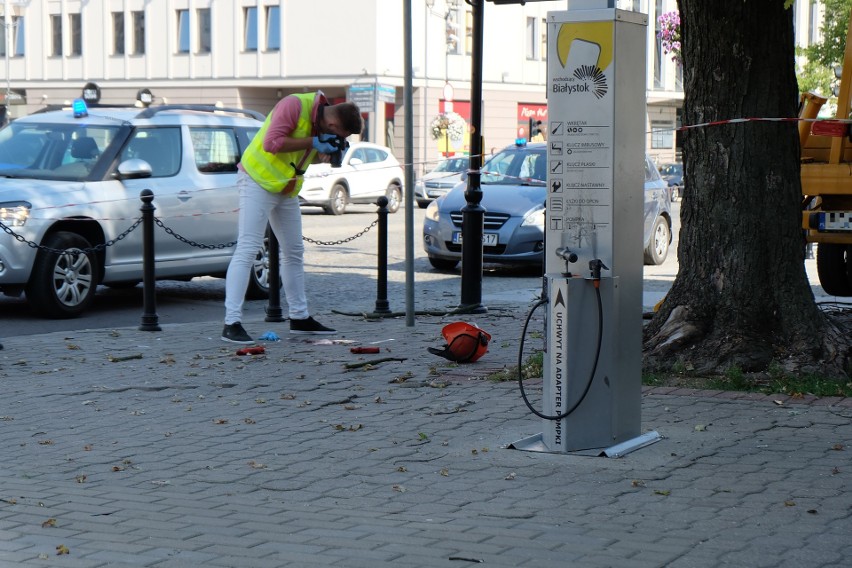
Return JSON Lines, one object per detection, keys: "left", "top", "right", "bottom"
{"left": 0, "top": 0, "right": 823, "bottom": 172}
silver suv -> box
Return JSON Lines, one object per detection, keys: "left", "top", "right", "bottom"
{"left": 0, "top": 103, "right": 264, "bottom": 318}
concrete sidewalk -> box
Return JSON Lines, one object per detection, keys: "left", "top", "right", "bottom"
{"left": 0, "top": 304, "right": 850, "bottom": 567}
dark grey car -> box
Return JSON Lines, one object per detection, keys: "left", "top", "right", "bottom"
{"left": 422, "top": 142, "right": 673, "bottom": 270}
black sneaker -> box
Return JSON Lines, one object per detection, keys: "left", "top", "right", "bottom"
{"left": 221, "top": 322, "right": 254, "bottom": 344}
{"left": 290, "top": 316, "right": 336, "bottom": 335}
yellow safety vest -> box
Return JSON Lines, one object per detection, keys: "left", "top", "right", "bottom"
{"left": 241, "top": 92, "right": 317, "bottom": 195}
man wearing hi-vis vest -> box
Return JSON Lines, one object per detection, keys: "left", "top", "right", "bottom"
{"left": 222, "top": 91, "right": 362, "bottom": 344}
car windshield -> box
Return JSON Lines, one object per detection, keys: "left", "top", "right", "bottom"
{"left": 432, "top": 157, "right": 468, "bottom": 173}
{"left": 659, "top": 163, "right": 682, "bottom": 176}
{"left": 0, "top": 122, "right": 122, "bottom": 181}
{"left": 481, "top": 146, "right": 546, "bottom": 186}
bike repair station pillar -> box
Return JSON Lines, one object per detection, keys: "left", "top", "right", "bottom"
{"left": 511, "top": 1, "right": 659, "bottom": 456}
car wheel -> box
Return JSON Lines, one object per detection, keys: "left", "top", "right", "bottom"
{"left": 26, "top": 231, "right": 100, "bottom": 319}
{"left": 245, "top": 230, "right": 271, "bottom": 300}
{"left": 816, "top": 243, "right": 852, "bottom": 296}
{"left": 417, "top": 200, "right": 430, "bottom": 209}
{"left": 428, "top": 256, "right": 459, "bottom": 271}
{"left": 643, "top": 216, "right": 670, "bottom": 266}
{"left": 385, "top": 184, "right": 402, "bottom": 213}
{"left": 324, "top": 184, "right": 348, "bottom": 215}
{"left": 670, "top": 186, "right": 680, "bottom": 202}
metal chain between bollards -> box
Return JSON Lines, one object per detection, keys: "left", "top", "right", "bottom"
{"left": 154, "top": 218, "right": 237, "bottom": 249}
{"left": 0, "top": 218, "right": 143, "bottom": 255}
{"left": 301, "top": 220, "right": 378, "bottom": 246}
{"left": 1, "top": 212, "right": 381, "bottom": 257}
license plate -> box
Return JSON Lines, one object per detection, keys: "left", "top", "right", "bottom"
{"left": 452, "top": 232, "right": 498, "bottom": 246}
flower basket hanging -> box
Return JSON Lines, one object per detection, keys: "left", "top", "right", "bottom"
{"left": 430, "top": 111, "right": 465, "bottom": 142}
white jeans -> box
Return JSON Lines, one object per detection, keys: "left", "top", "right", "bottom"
{"left": 224, "top": 171, "right": 308, "bottom": 324}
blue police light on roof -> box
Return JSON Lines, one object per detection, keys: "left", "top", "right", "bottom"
{"left": 514, "top": 138, "right": 527, "bottom": 146}
{"left": 72, "top": 99, "right": 88, "bottom": 118}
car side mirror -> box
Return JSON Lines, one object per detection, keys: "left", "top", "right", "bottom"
{"left": 115, "top": 158, "right": 153, "bottom": 180}
{"left": 349, "top": 157, "right": 363, "bottom": 166}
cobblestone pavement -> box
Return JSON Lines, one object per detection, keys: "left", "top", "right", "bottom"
{"left": 0, "top": 300, "right": 850, "bottom": 568}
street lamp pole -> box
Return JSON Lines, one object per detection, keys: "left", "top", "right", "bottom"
{"left": 459, "top": 0, "right": 486, "bottom": 313}
{"left": 3, "top": 0, "right": 11, "bottom": 123}
{"left": 443, "top": 80, "right": 453, "bottom": 156}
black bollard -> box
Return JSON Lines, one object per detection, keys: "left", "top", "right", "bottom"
{"left": 264, "top": 225, "right": 284, "bottom": 322}
{"left": 373, "top": 196, "right": 392, "bottom": 315}
{"left": 138, "top": 189, "right": 161, "bottom": 331}
{"left": 459, "top": 184, "right": 488, "bottom": 314}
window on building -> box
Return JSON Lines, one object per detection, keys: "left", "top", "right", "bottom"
{"left": 541, "top": 18, "right": 547, "bottom": 61}
{"left": 50, "top": 15, "right": 62, "bottom": 57}
{"left": 113, "top": 12, "right": 125, "bottom": 55}
{"left": 177, "top": 9, "right": 190, "bottom": 53}
{"left": 526, "top": 17, "right": 536, "bottom": 60}
{"left": 808, "top": 0, "right": 819, "bottom": 45}
{"left": 244, "top": 7, "right": 258, "bottom": 51}
{"left": 197, "top": 8, "right": 211, "bottom": 53}
{"left": 651, "top": 120, "right": 673, "bottom": 149}
{"left": 0, "top": 23, "right": 4, "bottom": 57}
{"left": 445, "top": 9, "right": 459, "bottom": 55}
{"left": 464, "top": 9, "right": 473, "bottom": 55}
{"left": 13, "top": 16, "right": 25, "bottom": 56}
{"left": 132, "top": 11, "right": 145, "bottom": 55}
{"left": 266, "top": 5, "right": 280, "bottom": 51}
{"left": 70, "top": 13, "right": 82, "bottom": 56}
{"left": 653, "top": 0, "right": 662, "bottom": 88}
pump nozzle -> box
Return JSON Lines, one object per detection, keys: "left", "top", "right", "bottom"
{"left": 589, "top": 259, "right": 609, "bottom": 284}
{"left": 555, "top": 247, "right": 578, "bottom": 263}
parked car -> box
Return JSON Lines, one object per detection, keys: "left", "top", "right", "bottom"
{"left": 422, "top": 142, "right": 673, "bottom": 270}
{"left": 0, "top": 101, "right": 267, "bottom": 318}
{"left": 298, "top": 141, "right": 404, "bottom": 215}
{"left": 658, "top": 162, "right": 683, "bottom": 201}
{"left": 414, "top": 156, "right": 469, "bottom": 209}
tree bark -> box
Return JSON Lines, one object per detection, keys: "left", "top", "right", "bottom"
{"left": 643, "top": 0, "right": 851, "bottom": 378}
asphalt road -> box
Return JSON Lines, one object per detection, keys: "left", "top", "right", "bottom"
{"left": 0, "top": 203, "right": 551, "bottom": 337}
{"left": 4, "top": 199, "right": 839, "bottom": 340}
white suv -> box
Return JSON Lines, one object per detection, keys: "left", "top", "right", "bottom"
{"left": 298, "top": 141, "right": 404, "bottom": 215}
{"left": 0, "top": 103, "right": 264, "bottom": 318}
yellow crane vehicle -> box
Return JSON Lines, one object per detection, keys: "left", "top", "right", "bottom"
{"left": 799, "top": 14, "right": 852, "bottom": 297}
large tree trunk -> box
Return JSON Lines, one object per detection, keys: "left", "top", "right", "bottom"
{"left": 643, "top": 0, "right": 851, "bottom": 378}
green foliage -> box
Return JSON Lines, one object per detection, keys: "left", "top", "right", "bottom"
{"left": 487, "top": 350, "right": 543, "bottom": 382}
{"left": 642, "top": 360, "right": 852, "bottom": 398}
{"left": 802, "top": 0, "right": 851, "bottom": 67}
{"left": 797, "top": 0, "right": 850, "bottom": 107}
{"left": 797, "top": 50, "right": 834, "bottom": 97}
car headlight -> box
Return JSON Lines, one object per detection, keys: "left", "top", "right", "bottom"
{"left": 0, "top": 202, "right": 31, "bottom": 227}
{"left": 521, "top": 205, "right": 545, "bottom": 228}
{"left": 425, "top": 200, "right": 441, "bottom": 221}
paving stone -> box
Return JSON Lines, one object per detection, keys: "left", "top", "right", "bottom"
{"left": 0, "top": 312, "right": 849, "bottom": 567}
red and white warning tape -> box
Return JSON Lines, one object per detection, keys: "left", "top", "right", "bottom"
{"left": 670, "top": 116, "right": 852, "bottom": 132}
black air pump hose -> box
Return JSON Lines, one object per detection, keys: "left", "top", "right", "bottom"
{"left": 516, "top": 279, "right": 603, "bottom": 421}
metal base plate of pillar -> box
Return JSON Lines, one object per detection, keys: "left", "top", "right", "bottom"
{"left": 508, "top": 430, "right": 661, "bottom": 458}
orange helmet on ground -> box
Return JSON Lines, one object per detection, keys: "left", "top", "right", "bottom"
{"left": 427, "top": 322, "right": 491, "bottom": 363}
